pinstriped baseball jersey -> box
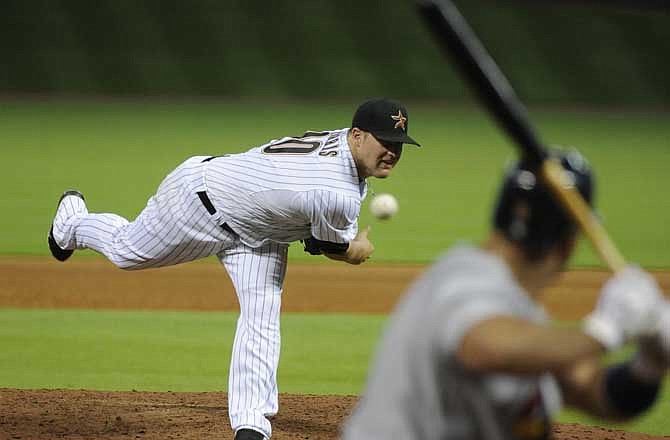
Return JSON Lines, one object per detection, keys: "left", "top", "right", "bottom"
{"left": 342, "top": 245, "right": 562, "bottom": 440}
{"left": 50, "top": 97, "right": 420, "bottom": 440}
{"left": 204, "top": 128, "right": 366, "bottom": 247}
{"left": 50, "top": 128, "right": 371, "bottom": 439}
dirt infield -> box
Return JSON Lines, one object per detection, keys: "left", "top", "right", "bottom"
{"left": 1, "top": 257, "right": 669, "bottom": 439}
{"left": 1, "top": 389, "right": 667, "bottom": 440}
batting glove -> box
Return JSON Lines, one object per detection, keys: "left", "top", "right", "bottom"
{"left": 633, "top": 300, "right": 670, "bottom": 380}
{"left": 583, "top": 265, "right": 663, "bottom": 351}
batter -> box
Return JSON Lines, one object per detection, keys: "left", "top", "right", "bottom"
{"left": 342, "top": 149, "right": 669, "bottom": 440}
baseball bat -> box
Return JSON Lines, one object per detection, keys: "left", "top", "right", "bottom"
{"left": 415, "top": 0, "right": 626, "bottom": 272}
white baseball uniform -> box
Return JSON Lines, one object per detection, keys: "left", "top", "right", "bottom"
{"left": 51, "top": 128, "right": 367, "bottom": 438}
{"left": 342, "top": 245, "right": 562, "bottom": 440}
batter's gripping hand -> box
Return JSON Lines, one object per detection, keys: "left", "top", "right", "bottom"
{"left": 583, "top": 266, "right": 664, "bottom": 351}
{"left": 636, "top": 301, "right": 670, "bottom": 377}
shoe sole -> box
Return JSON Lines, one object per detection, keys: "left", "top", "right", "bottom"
{"left": 234, "top": 429, "right": 266, "bottom": 440}
{"left": 48, "top": 190, "right": 85, "bottom": 262}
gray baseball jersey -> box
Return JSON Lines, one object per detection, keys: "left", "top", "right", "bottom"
{"left": 342, "top": 245, "right": 562, "bottom": 440}
{"left": 51, "top": 128, "right": 366, "bottom": 438}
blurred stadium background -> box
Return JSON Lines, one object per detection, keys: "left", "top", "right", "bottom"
{"left": 2, "top": 0, "right": 669, "bottom": 266}
{"left": 2, "top": 0, "right": 669, "bottom": 106}
{"left": 1, "top": 2, "right": 670, "bottom": 437}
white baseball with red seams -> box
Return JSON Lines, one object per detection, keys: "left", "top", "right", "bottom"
{"left": 370, "top": 193, "right": 398, "bottom": 220}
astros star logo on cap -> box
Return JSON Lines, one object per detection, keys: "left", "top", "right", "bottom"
{"left": 391, "top": 110, "right": 407, "bottom": 130}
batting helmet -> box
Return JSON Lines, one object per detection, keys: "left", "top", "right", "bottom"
{"left": 492, "top": 148, "right": 595, "bottom": 259}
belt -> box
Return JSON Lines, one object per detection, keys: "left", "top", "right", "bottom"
{"left": 199, "top": 155, "right": 237, "bottom": 235}
{"left": 199, "top": 156, "right": 237, "bottom": 235}
{"left": 196, "top": 189, "right": 237, "bottom": 236}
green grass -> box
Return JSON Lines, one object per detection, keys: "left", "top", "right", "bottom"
{"left": 560, "top": 401, "right": 670, "bottom": 437}
{"left": 1, "top": 99, "right": 669, "bottom": 267}
{"left": 0, "top": 308, "right": 385, "bottom": 395}
{"left": 3, "top": 99, "right": 669, "bottom": 436}
{"left": 1, "top": 308, "right": 668, "bottom": 435}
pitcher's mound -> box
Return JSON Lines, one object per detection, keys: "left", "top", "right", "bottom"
{"left": 1, "top": 389, "right": 666, "bottom": 440}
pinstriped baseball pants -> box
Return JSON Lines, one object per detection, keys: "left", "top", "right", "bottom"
{"left": 220, "top": 242, "right": 287, "bottom": 437}
{"left": 54, "top": 156, "right": 288, "bottom": 437}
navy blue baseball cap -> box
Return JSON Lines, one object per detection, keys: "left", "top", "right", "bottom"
{"left": 352, "top": 98, "right": 421, "bottom": 146}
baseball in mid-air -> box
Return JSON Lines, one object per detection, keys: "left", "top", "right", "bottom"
{"left": 370, "top": 193, "right": 399, "bottom": 220}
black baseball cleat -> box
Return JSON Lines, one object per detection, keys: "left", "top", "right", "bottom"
{"left": 48, "top": 190, "right": 85, "bottom": 262}
{"left": 234, "top": 429, "right": 266, "bottom": 440}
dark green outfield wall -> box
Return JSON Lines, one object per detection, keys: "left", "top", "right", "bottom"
{"left": 2, "top": 0, "right": 669, "bottom": 105}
